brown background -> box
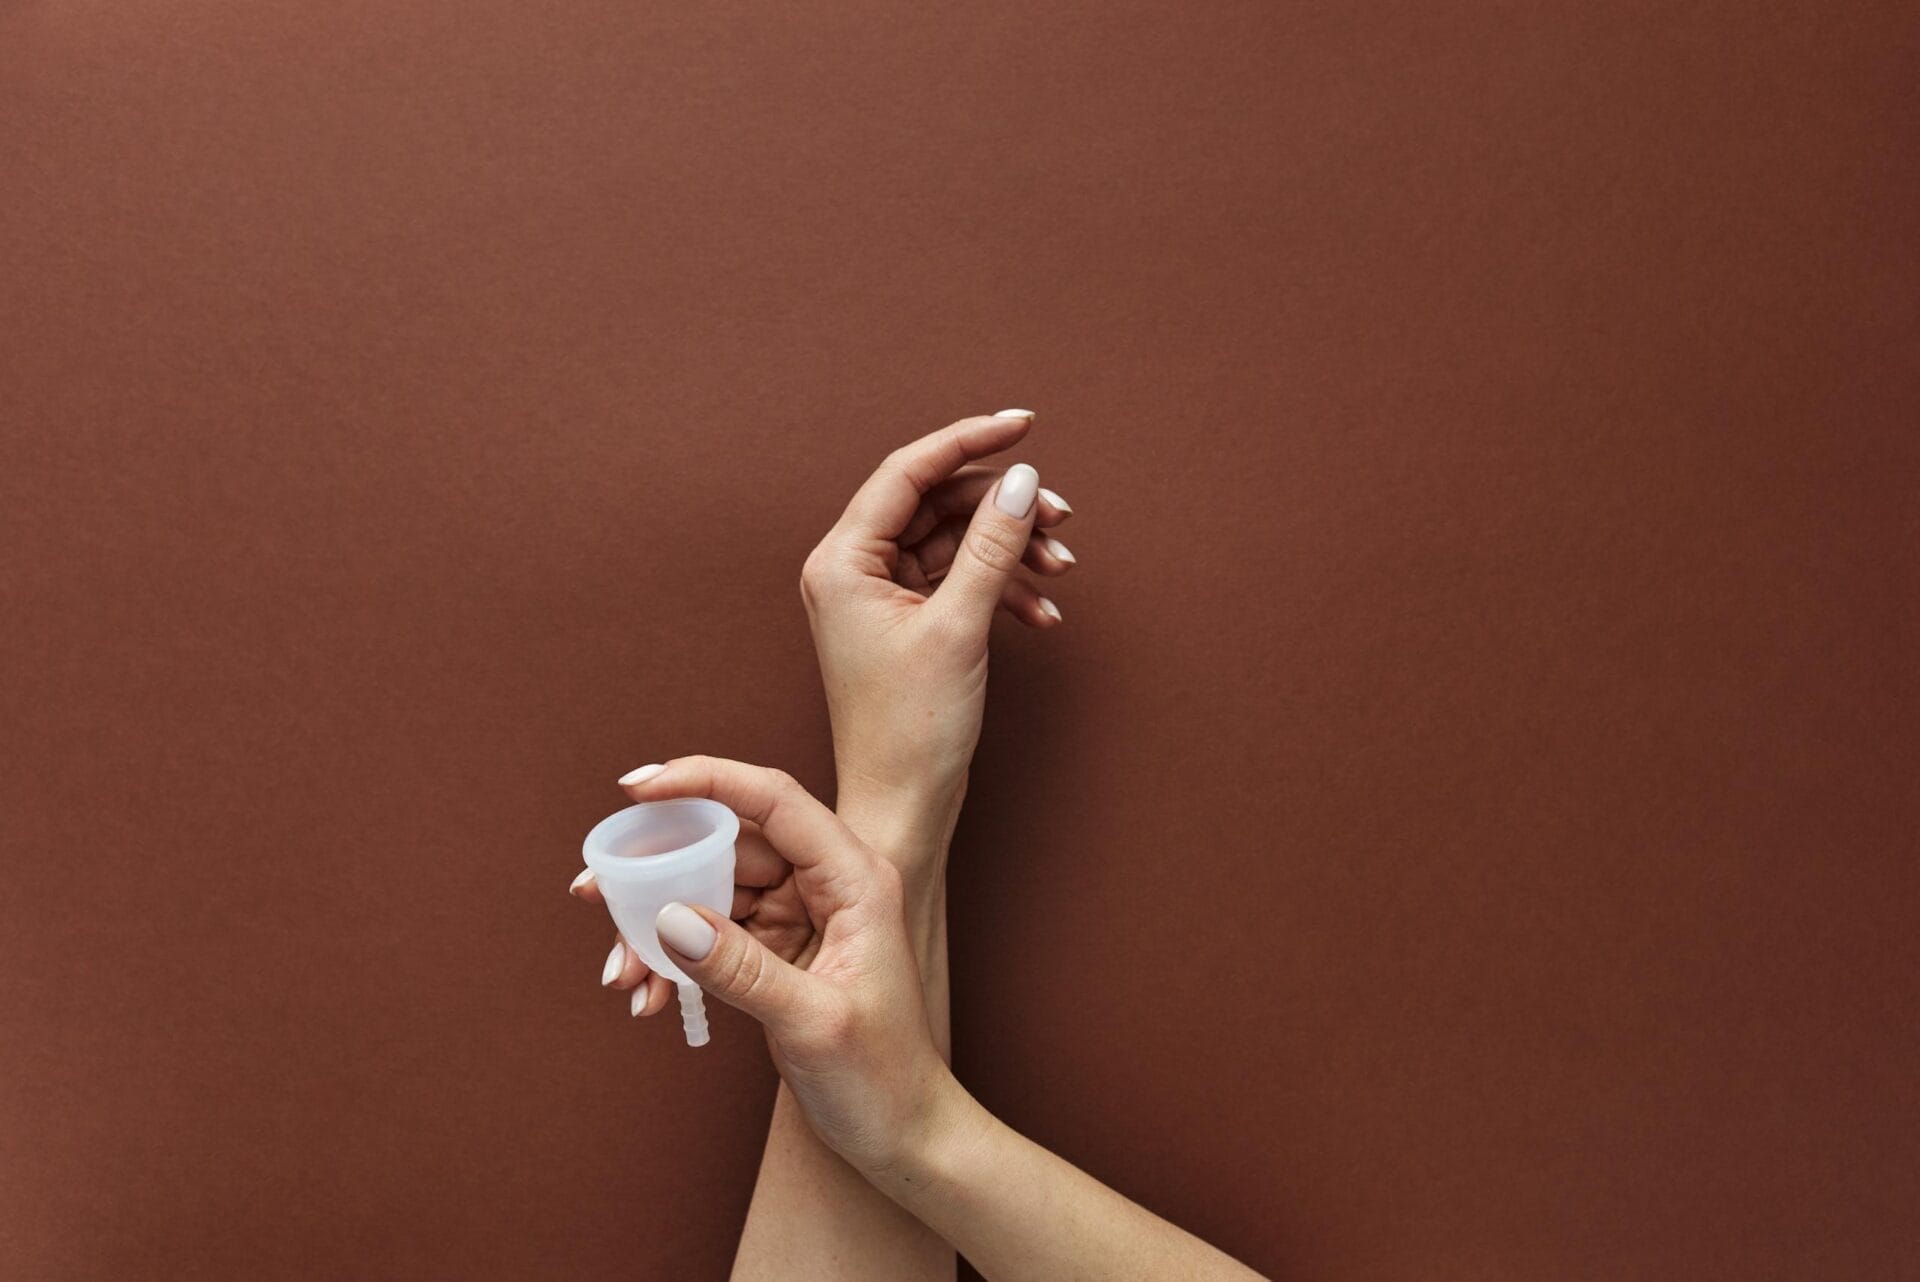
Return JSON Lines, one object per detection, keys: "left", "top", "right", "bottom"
{"left": 2, "top": 3, "right": 1915, "bottom": 1279}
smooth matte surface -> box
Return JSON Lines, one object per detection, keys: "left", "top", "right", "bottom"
{"left": 3, "top": 4, "right": 1915, "bottom": 1278}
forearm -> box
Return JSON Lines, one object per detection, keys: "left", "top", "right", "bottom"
{"left": 839, "top": 783, "right": 961, "bottom": 1055}
{"left": 874, "top": 1083, "right": 1267, "bottom": 1282}
{"left": 733, "top": 1083, "right": 951, "bottom": 1280}
{"left": 730, "top": 787, "right": 958, "bottom": 1281}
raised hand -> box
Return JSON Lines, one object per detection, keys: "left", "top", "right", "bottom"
{"left": 800, "top": 410, "right": 1075, "bottom": 876}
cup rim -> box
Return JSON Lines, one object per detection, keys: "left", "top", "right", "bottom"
{"left": 581, "top": 798, "right": 739, "bottom": 881}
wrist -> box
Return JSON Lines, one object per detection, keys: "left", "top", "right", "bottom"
{"left": 836, "top": 789, "right": 952, "bottom": 1044}
{"left": 835, "top": 771, "right": 965, "bottom": 878}
{"left": 838, "top": 793, "right": 954, "bottom": 968}
{"left": 866, "top": 1069, "right": 995, "bottom": 1195}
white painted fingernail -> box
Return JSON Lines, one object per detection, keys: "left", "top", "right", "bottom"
{"left": 630, "top": 986, "right": 650, "bottom": 1017}
{"left": 1039, "top": 535, "right": 1076, "bottom": 564}
{"left": 993, "top": 408, "right": 1035, "bottom": 422}
{"left": 568, "top": 869, "right": 595, "bottom": 897}
{"left": 1039, "top": 487, "right": 1072, "bottom": 514}
{"left": 601, "top": 941, "right": 625, "bottom": 986}
{"left": 1038, "top": 597, "right": 1063, "bottom": 622}
{"left": 618, "top": 763, "right": 665, "bottom": 786}
{"left": 996, "top": 464, "right": 1039, "bottom": 518}
{"left": 656, "top": 902, "right": 717, "bottom": 961}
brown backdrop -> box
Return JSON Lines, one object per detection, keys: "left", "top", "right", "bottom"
{"left": 3, "top": 4, "right": 1915, "bottom": 1279}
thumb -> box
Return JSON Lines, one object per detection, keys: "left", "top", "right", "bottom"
{"left": 656, "top": 902, "right": 817, "bottom": 1035}
{"left": 932, "top": 462, "right": 1040, "bottom": 630}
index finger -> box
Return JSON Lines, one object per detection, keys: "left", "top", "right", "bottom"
{"left": 833, "top": 412, "right": 1035, "bottom": 545}
{"left": 618, "top": 756, "right": 874, "bottom": 908}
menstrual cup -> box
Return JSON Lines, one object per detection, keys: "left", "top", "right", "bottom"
{"left": 582, "top": 798, "right": 738, "bottom": 1047}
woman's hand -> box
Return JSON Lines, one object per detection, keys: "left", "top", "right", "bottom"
{"left": 566, "top": 816, "right": 817, "bottom": 1018}
{"left": 605, "top": 755, "right": 1267, "bottom": 1282}
{"left": 615, "top": 754, "right": 963, "bottom": 1173}
{"left": 801, "top": 411, "right": 1075, "bottom": 878}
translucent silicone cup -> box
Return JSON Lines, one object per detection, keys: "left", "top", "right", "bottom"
{"left": 582, "top": 798, "right": 738, "bottom": 1047}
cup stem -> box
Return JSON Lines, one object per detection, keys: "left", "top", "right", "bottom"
{"left": 677, "top": 983, "right": 709, "bottom": 1047}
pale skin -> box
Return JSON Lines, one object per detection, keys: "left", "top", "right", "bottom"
{"left": 570, "top": 413, "right": 1263, "bottom": 1280}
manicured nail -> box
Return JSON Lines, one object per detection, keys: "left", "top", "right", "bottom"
{"left": 993, "top": 408, "right": 1035, "bottom": 422}
{"left": 1038, "top": 597, "right": 1063, "bottom": 622}
{"left": 996, "top": 463, "right": 1039, "bottom": 518}
{"left": 618, "top": 763, "right": 665, "bottom": 786}
{"left": 630, "top": 986, "right": 650, "bottom": 1017}
{"left": 1039, "top": 535, "right": 1076, "bottom": 564}
{"left": 1039, "top": 486, "right": 1072, "bottom": 514}
{"left": 600, "top": 941, "right": 625, "bottom": 986}
{"left": 568, "top": 869, "right": 595, "bottom": 897}
{"left": 656, "top": 902, "right": 716, "bottom": 961}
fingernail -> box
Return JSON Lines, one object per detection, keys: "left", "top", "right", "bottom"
{"left": 618, "top": 763, "right": 665, "bottom": 786}
{"left": 996, "top": 463, "right": 1039, "bottom": 518}
{"left": 1039, "top": 535, "right": 1076, "bottom": 564}
{"left": 630, "top": 986, "right": 650, "bottom": 1017}
{"left": 1038, "top": 486, "right": 1072, "bottom": 514}
{"left": 656, "top": 902, "right": 716, "bottom": 961}
{"left": 1038, "top": 597, "right": 1063, "bottom": 622}
{"left": 568, "top": 869, "right": 594, "bottom": 897}
{"left": 601, "top": 941, "right": 625, "bottom": 986}
{"left": 993, "top": 408, "right": 1035, "bottom": 422}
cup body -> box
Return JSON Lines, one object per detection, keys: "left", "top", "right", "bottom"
{"left": 582, "top": 799, "right": 738, "bottom": 984}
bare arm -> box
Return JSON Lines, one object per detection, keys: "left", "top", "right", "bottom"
{"left": 731, "top": 796, "right": 958, "bottom": 1282}
{"left": 744, "top": 799, "right": 1259, "bottom": 1281}
{"left": 626, "top": 758, "right": 1267, "bottom": 1282}
{"left": 735, "top": 409, "right": 1072, "bottom": 1279}
{"left": 875, "top": 1081, "right": 1266, "bottom": 1282}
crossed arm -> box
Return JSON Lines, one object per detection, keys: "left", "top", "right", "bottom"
{"left": 575, "top": 413, "right": 1263, "bottom": 1280}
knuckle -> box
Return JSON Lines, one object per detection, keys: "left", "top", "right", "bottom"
{"left": 882, "top": 436, "right": 946, "bottom": 490}
{"left": 813, "top": 996, "right": 858, "bottom": 1052}
{"left": 966, "top": 522, "right": 1026, "bottom": 572}
{"left": 798, "top": 550, "right": 831, "bottom": 605}
{"left": 876, "top": 450, "right": 914, "bottom": 484}
{"left": 671, "top": 755, "right": 721, "bottom": 796}
{"left": 758, "top": 765, "right": 814, "bottom": 814}
{"left": 715, "top": 935, "right": 767, "bottom": 999}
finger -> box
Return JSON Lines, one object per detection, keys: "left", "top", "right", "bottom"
{"left": 734, "top": 821, "right": 788, "bottom": 889}
{"left": 911, "top": 516, "right": 1076, "bottom": 581}
{"left": 898, "top": 466, "right": 1072, "bottom": 546}
{"left": 630, "top": 974, "right": 671, "bottom": 1017}
{"left": 834, "top": 412, "right": 1035, "bottom": 546}
{"left": 656, "top": 902, "right": 825, "bottom": 1036}
{"left": 998, "top": 576, "right": 1065, "bottom": 629}
{"left": 903, "top": 520, "right": 964, "bottom": 582}
{"left": 601, "top": 936, "right": 652, "bottom": 991}
{"left": 568, "top": 868, "right": 603, "bottom": 904}
{"left": 740, "top": 879, "right": 819, "bottom": 964}
{"left": 620, "top": 757, "right": 873, "bottom": 904}
{"left": 731, "top": 885, "right": 760, "bottom": 918}
{"left": 895, "top": 549, "right": 934, "bottom": 595}
{"left": 1026, "top": 531, "right": 1077, "bottom": 575}
{"left": 745, "top": 912, "right": 817, "bottom": 966}
{"left": 929, "top": 463, "right": 1042, "bottom": 632}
